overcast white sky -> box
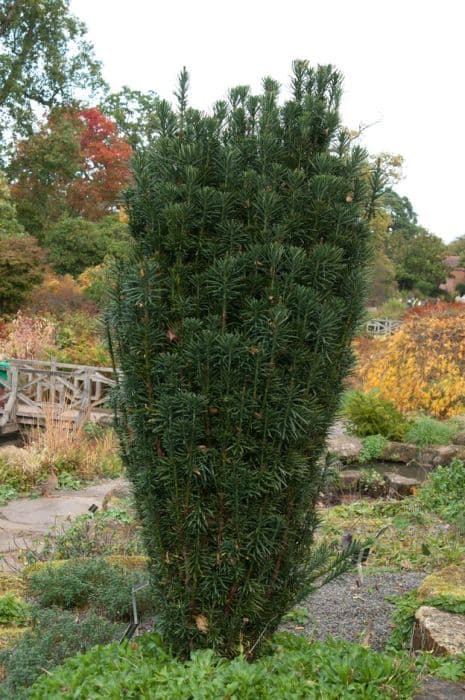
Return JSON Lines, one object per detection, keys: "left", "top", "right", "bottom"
{"left": 72, "top": 0, "right": 464, "bottom": 243}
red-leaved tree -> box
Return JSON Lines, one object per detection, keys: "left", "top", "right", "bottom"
{"left": 10, "top": 107, "right": 132, "bottom": 235}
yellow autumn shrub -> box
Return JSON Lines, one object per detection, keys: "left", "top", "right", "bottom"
{"left": 353, "top": 304, "right": 465, "bottom": 418}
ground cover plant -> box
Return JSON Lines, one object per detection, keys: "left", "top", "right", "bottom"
{"left": 108, "top": 61, "right": 381, "bottom": 658}
{"left": 0, "top": 609, "right": 121, "bottom": 699}
{"left": 26, "top": 557, "right": 152, "bottom": 621}
{"left": 28, "top": 631, "right": 418, "bottom": 699}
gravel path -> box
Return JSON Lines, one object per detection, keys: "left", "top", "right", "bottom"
{"left": 281, "top": 571, "right": 424, "bottom": 650}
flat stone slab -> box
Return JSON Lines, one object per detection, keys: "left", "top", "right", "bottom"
{"left": 0, "top": 479, "right": 129, "bottom": 555}
{"left": 413, "top": 606, "right": 465, "bottom": 656}
{"left": 385, "top": 472, "right": 421, "bottom": 496}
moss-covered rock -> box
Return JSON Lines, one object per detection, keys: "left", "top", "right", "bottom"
{"left": 418, "top": 564, "right": 465, "bottom": 601}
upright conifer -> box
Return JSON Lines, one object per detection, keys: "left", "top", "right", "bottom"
{"left": 108, "top": 61, "right": 380, "bottom": 657}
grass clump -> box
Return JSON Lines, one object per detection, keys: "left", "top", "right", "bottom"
{"left": 28, "top": 631, "right": 418, "bottom": 699}
{"left": 341, "top": 390, "right": 408, "bottom": 440}
{"left": 0, "top": 608, "right": 121, "bottom": 699}
{"left": 406, "top": 417, "right": 457, "bottom": 446}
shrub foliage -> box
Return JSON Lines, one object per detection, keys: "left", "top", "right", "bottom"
{"left": 354, "top": 304, "right": 465, "bottom": 417}
{"left": 108, "top": 62, "right": 377, "bottom": 657}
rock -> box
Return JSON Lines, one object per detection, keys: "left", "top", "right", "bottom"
{"left": 382, "top": 441, "right": 417, "bottom": 463}
{"left": 102, "top": 480, "right": 133, "bottom": 511}
{"left": 413, "top": 606, "right": 465, "bottom": 655}
{"left": 326, "top": 435, "right": 362, "bottom": 463}
{"left": 431, "top": 445, "right": 461, "bottom": 466}
{"left": 338, "top": 469, "right": 361, "bottom": 491}
{"left": 418, "top": 564, "right": 465, "bottom": 601}
{"left": 453, "top": 431, "right": 465, "bottom": 446}
{"left": 384, "top": 472, "right": 420, "bottom": 497}
{"left": 414, "top": 677, "right": 465, "bottom": 699}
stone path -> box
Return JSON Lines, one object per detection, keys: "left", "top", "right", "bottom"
{"left": 0, "top": 479, "right": 126, "bottom": 568}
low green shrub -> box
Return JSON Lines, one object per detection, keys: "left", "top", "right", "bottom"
{"left": 359, "top": 468, "right": 386, "bottom": 497}
{"left": 358, "top": 434, "right": 388, "bottom": 464}
{"left": 0, "top": 485, "right": 17, "bottom": 504}
{"left": 29, "top": 632, "right": 418, "bottom": 699}
{"left": 406, "top": 417, "right": 457, "bottom": 446}
{"left": 27, "top": 558, "right": 152, "bottom": 621}
{"left": 341, "top": 390, "right": 408, "bottom": 440}
{"left": 0, "top": 594, "right": 29, "bottom": 625}
{"left": 416, "top": 459, "right": 465, "bottom": 522}
{"left": 0, "top": 608, "right": 121, "bottom": 699}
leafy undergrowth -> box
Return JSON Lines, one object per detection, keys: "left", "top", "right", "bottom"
{"left": 28, "top": 632, "right": 418, "bottom": 700}
{"left": 321, "top": 459, "right": 465, "bottom": 572}
{"left": 0, "top": 609, "right": 121, "bottom": 699}
{"left": 321, "top": 498, "right": 465, "bottom": 572}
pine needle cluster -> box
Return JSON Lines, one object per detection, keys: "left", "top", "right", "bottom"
{"left": 107, "top": 61, "right": 379, "bottom": 658}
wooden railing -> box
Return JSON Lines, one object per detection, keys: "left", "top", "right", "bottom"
{"left": 0, "top": 359, "right": 116, "bottom": 432}
{"left": 365, "top": 318, "right": 403, "bottom": 336}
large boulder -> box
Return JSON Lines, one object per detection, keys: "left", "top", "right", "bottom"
{"left": 414, "top": 677, "right": 465, "bottom": 699}
{"left": 418, "top": 564, "right": 465, "bottom": 601}
{"left": 413, "top": 606, "right": 465, "bottom": 656}
{"left": 326, "top": 434, "right": 362, "bottom": 463}
{"left": 453, "top": 431, "right": 465, "bottom": 446}
{"left": 382, "top": 441, "right": 417, "bottom": 463}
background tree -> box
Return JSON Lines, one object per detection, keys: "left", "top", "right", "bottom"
{"left": 0, "top": 0, "right": 105, "bottom": 157}
{"left": 0, "top": 236, "right": 43, "bottom": 313}
{"left": 0, "top": 171, "right": 24, "bottom": 237}
{"left": 100, "top": 87, "right": 160, "bottom": 149}
{"left": 109, "top": 63, "right": 378, "bottom": 659}
{"left": 390, "top": 227, "right": 447, "bottom": 295}
{"left": 44, "top": 215, "right": 133, "bottom": 276}
{"left": 10, "top": 107, "right": 132, "bottom": 235}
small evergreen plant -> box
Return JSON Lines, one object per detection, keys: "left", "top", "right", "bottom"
{"left": 108, "top": 61, "right": 380, "bottom": 658}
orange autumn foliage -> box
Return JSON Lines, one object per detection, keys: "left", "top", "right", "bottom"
{"left": 353, "top": 304, "right": 465, "bottom": 418}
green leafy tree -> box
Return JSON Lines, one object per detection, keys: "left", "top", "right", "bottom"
{"left": 0, "top": 171, "right": 24, "bottom": 238}
{"left": 0, "top": 236, "right": 43, "bottom": 313}
{"left": 100, "top": 87, "right": 160, "bottom": 149}
{"left": 0, "top": 0, "right": 105, "bottom": 156}
{"left": 108, "top": 62, "right": 378, "bottom": 658}
{"left": 391, "top": 227, "right": 447, "bottom": 294}
{"left": 44, "top": 215, "right": 132, "bottom": 277}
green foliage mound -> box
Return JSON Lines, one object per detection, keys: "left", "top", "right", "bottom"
{"left": 416, "top": 459, "right": 465, "bottom": 522}
{"left": 44, "top": 215, "right": 132, "bottom": 276}
{"left": 109, "top": 62, "right": 377, "bottom": 657}
{"left": 0, "top": 594, "right": 29, "bottom": 625}
{"left": 342, "top": 390, "right": 408, "bottom": 440}
{"left": 27, "top": 557, "right": 151, "bottom": 621}
{"left": 0, "top": 608, "right": 120, "bottom": 699}
{"left": 406, "top": 417, "right": 457, "bottom": 446}
{"left": 29, "top": 632, "right": 417, "bottom": 699}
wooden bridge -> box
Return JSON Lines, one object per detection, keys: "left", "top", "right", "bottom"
{"left": 0, "top": 359, "right": 116, "bottom": 435}
{"left": 365, "top": 318, "right": 403, "bottom": 336}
